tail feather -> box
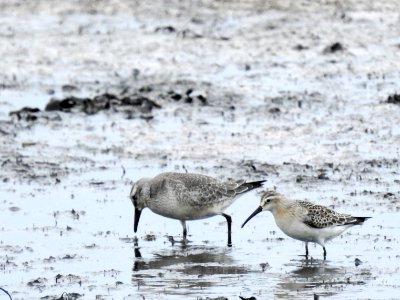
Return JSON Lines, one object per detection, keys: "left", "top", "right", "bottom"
{"left": 351, "top": 216, "right": 371, "bottom": 225}
{"left": 236, "top": 180, "right": 266, "bottom": 194}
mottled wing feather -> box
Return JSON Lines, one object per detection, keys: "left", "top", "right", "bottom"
{"left": 234, "top": 185, "right": 249, "bottom": 194}
{"left": 298, "top": 201, "right": 357, "bottom": 228}
{"left": 160, "top": 173, "right": 231, "bottom": 206}
{"left": 177, "top": 182, "right": 230, "bottom": 206}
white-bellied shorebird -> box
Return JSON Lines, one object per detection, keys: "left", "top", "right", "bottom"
{"left": 242, "top": 190, "right": 370, "bottom": 259}
{"left": 131, "top": 172, "right": 265, "bottom": 246}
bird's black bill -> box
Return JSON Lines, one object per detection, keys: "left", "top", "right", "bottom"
{"left": 241, "top": 206, "right": 263, "bottom": 228}
{"left": 134, "top": 208, "right": 142, "bottom": 233}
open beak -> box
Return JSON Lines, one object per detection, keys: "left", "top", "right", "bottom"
{"left": 241, "top": 206, "right": 263, "bottom": 228}
{"left": 134, "top": 207, "right": 142, "bottom": 233}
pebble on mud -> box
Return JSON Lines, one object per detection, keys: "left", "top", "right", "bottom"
{"left": 155, "top": 25, "right": 176, "bottom": 33}
{"left": 9, "top": 206, "right": 21, "bottom": 212}
{"left": 143, "top": 234, "right": 157, "bottom": 241}
{"left": 323, "top": 42, "right": 344, "bottom": 54}
{"left": 355, "top": 258, "right": 363, "bottom": 267}
{"left": 27, "top": 277, "right": 47, "bottom": 287}
{"left": 317, "top": 171, "right": 329, "bottom": 180}
{"left": 53, "top": 292, "right": 83, "bottom": 300}
{"left": 386, "top": 93, "right": 400, "bottom": 104}
{"left": 168, "top": 88, "right": 208, "bottom": 105}
{"left": 9, "top": 107, "right": 40, "bottom": 121}
{"left": 259, "top": 262, "right": 270, "bottom": 272}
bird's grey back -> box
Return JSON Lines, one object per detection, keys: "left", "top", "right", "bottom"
{"left": 149, "top": 172, "right": 261, "bottom": 207}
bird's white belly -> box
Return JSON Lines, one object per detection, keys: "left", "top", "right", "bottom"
{"left": 277, "top": 219, "right": 317, "bottom": 242}
{"left": 275, "top": 216, "right": 349, "bottom": 246}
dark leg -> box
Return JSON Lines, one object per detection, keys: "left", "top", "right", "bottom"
{"left": 222, "top": 213, "right": 232, "bottom": 247}
{"left": 305, "top": 243, "right": 309, "bottom": 259}
{"left": 134, "top": 208, "right": 142, "bottom": 233}
{"left": 323, "top": 247, "right": 327, "bottom": 260}
{"left": 181, "top": 220, "right": 187, "bottom": 239}
{"left": 134, "top": 237, "right": 142, "bottom": 258}
{"left": 134, "top": 248, "right": 142, "bottom": 258}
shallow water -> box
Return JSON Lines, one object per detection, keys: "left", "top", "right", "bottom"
{"left": 133, "top": 195, "right": 399, "bottom": 299}
{"left": 1, "top": 166, "right": 399, "bottom": 299}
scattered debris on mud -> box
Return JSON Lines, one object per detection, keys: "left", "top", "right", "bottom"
{"left": 7, "top": 81, "right": 212, "bottom": 125}
{"left": 1, "top": 0, "right": 400, "bottom": 299}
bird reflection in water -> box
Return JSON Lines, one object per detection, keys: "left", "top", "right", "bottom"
{"left": 276, "top": 259, "right": 367, "bottom": 299}
{"left": 132, "top": 241, "right": 250, "bottom": 296}
{"left": 133, "top": 236, "right": 142, "bottom": 258}
{"left": 133, "top": 242, "right": 235, "bottom": 272}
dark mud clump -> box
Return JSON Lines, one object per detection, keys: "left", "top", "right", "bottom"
{"left": 45, "top": 93, "right": 161, "bottom": 117}
{"left": 9, "top": 92, "right": 162, "bottom": 122}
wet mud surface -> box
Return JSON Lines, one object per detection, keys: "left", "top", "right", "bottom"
{"left": 1, "top": 0, "right": 400, "bottom": 299}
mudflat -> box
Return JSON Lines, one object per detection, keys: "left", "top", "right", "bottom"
{"left": 1, "top": 1, "right": 399, "bottom": 299}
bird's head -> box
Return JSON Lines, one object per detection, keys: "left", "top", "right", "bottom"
{"left": 241, "top": 190, "right": 283, "bottom": 228}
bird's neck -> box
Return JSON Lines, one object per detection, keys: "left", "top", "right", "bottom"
{"left": 271, "top": 198, "right": 295, "bottom": 219}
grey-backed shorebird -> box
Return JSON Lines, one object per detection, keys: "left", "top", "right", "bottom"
{"left": 242, "top": 190, "right": 370, "bottom": 259}
{"left": 130, "top": 172, "right": 265, "bottom": 246}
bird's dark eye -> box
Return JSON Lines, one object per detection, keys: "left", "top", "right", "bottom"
{"left": 266, "top": 199, "right": 271, "bottom": 203}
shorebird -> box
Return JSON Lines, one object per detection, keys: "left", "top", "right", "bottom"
{"left": 130, "top": 172, "right": 265, "bottom": 246}
{"left": 242, "top": 190, "right": 370, "bottom": 259}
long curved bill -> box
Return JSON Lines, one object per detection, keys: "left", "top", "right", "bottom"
{"left": 134, "top": 208, "right": 142, "bottom": 233}
{"left": 241, "top": 206, "right": 263, "bottom": 228}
